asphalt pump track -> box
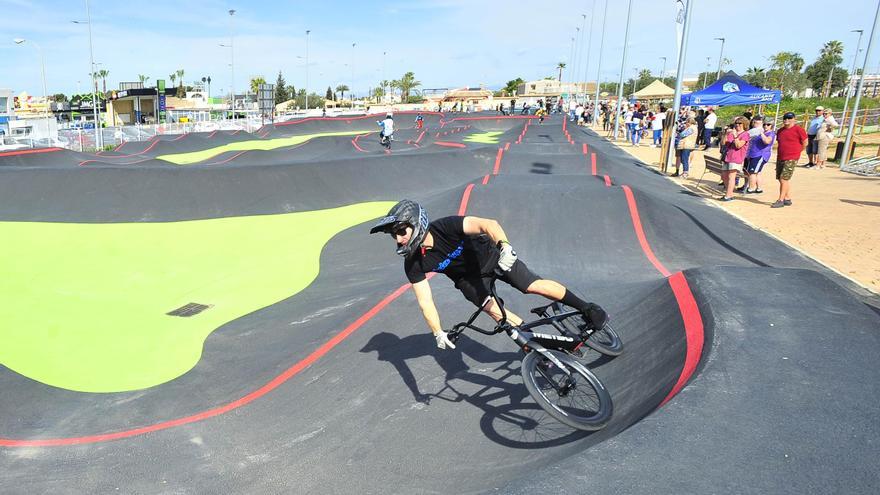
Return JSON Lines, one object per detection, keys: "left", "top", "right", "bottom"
{"left": 1, "top": 112, "right": 878, "bottom": 494}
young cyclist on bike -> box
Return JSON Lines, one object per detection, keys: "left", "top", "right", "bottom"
{"left": 415, "top": 113, "right": 424, "bottom": 129}
{"left": 370, "top": 200, "right": 608, "bottom": 350}
{"left": 377, "top": 114, "right": 394, "bottom": 146}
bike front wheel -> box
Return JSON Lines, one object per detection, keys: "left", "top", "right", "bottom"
{"left": 521, "top": 349, "right": 612, "bottom": 431}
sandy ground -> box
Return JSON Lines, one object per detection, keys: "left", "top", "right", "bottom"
{"left": 596, "top": 127, "right": 880, "bottom": 294}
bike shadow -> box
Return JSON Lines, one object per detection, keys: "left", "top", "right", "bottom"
{"left": 361, "top": 332, "right": 592, "bottom": 448}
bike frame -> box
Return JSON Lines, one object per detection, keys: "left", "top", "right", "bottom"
{"left": 449, "top": 275, "right": 586, "bottom": 374}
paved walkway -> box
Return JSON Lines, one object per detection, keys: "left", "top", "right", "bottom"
{"left": 596, "top": 126, "right": 879, "bottom": 294}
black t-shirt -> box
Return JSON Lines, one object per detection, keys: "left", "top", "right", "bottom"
{"left": 404, "top": 216, "right": 499, "bottom": 284}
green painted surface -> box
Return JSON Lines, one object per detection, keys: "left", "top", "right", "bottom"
{"left": 0, "top": 202, "right": 393, "bottom": 393}
{"left": 463, "top": 131, "right": 505, "bottom": 144}
{"left": 158, "top": 131, "right": 369, "bottom": 165}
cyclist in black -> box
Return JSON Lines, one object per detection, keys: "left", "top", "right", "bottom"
{"left": 370, "top": 200, "right": 607, "bottom": 350}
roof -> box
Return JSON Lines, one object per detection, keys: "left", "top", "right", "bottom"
{"left": 633, "top": 80, "right": 676, "bottom": 98}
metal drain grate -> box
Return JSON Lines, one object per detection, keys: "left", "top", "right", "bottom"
{"left": 167, "top": 302, "right": 213, "bottom": 317}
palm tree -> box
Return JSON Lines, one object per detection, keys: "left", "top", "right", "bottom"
{"left": 175, "top": 69, "right": 185, "bottom": 97}
{"left": 138, "top": 74, "right": 150, "bottom": 86}
{"left": 250, "top": 76, "right": 267, "bottom": 95}
{"left": 745, "top": 66, "right": 766, "bottom": 87}
{"left": 769, "top": 51, "right": 805, "bottom": 94}
{"left": 379, "top": 79, "right": 390, "bottom": 102}
{"left": 820, "top": 40, "right": 844, "bottom": 97}
{"left": 96, "top": 69, "right": 110, "bottom": 95}
{"left": 397, "top": 72, "right": 421, "bottom": 101}
{"left": 389, "top": 80, "right": 400, "bottom": 101}
{"left": 169, "top": 73, "right": 177, "bottom": 88}
{"left": 557, "top": 62, "right": 566, "bottom": 82}
{"left": 335, "top": 84, "right": 349, "bottom": 101}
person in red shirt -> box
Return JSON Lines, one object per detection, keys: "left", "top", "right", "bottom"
{"left": 772, "top": 112, "right": 808, "bottom": 208}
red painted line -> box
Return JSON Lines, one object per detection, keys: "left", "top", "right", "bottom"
{"left": 622, "top": 185, "right": 671, "bottom": 277}
{"left": 481, "top": 174, "right": 490, "bottom": 185}
{"left": 350, "top": 133, "right": 371, "bottom": 153}
{"left": 434, "top": 141, "right": 466, "bottom": 148}
{"left": 415, "top": 130, "right": 426, "bottom": 144}
{"left": 458, "top": 183, "right": 475, "bottom": 215}
{"left": 171, "top": 133, "right": 188, "bottom": 141}
{"left": 204, "top": 150, "right": 248, "bottom": 166}
{"left": 604, "top": 175, "right": 612, "bottom": 187}
{"left": 0, "top": 147, "right": 64, "bottom": 157}
{"left": 504, "top": 142, "right": 510, "bottom": 151}
{"left": 207, "top": 130, "right": 218, "bottom": 138}
{"left": 591, "top": 152, "right": 597, "bottom": 176}
{"left": 660, "top": 272, "right": 705, "bottom": 407}
{"left": 492, "top": 148, "right": 503, "bottom": 175}
{"left": 114, "top": 141, "right": 127, "bottom": 152}
{"left": 582, "top": 143, "right": 587, "bottom": 155}
{"left": 434, "top": 132, "right": 441, "bottom": 138}
{"left": 137, "top": 138, "right": 163, "bottom": 155}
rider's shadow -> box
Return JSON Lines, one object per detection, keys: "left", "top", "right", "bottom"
{"left": 361, "top": 332, "right": 588, "bottom": 448}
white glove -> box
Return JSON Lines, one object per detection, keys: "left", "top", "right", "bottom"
{"left": 497, "top": 241, "right": 517, "bottom": 272}
{"left": 435, "top": 330, "right": 456, "bottom": 350}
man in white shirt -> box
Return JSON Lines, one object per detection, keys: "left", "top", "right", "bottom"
{"left": 703, "top": 108, "right": 718, "bottom": 149}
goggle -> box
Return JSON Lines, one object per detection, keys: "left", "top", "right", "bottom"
{"left": 389, "top": 223, "right": 410, "bottom": 238}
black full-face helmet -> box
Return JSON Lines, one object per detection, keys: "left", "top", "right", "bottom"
{"left": 369, "top": 199, "right": 429, "bottom": 257}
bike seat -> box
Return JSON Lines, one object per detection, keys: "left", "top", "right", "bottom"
{"left": 530, "top": 303, "right": 555, "bottom": 316}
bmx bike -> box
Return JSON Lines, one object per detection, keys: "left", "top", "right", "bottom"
{"left": 446, "top": 272, "right": 616, "bottom": 431}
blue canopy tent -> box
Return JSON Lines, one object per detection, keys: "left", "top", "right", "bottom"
{"left": 681, "top": 70, "right": 783, "bottom": 127}
{"left": 680, "top": 71, "right": 781, "bottom": 107}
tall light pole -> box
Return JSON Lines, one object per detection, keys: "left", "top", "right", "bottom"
{"left": 613, "top": 0, "right": 633, "bottom": 140}
{"left": 659, "top": 56, "right": 667, "bottom": 79}
{"left": 573, "top": 26, "right": 582, "bottom": 90}
{"left": 840, "top": 29, "right": 865, "bottom": 136}
{"left": 702, "top": 56, "right": 711, "bottom": 88}
{"left": 568, "top": 37, "right": 576, "bottom": 83}
{"left": 843, "top": 1, "right": 880, "bottom": 168}
{"left": 13, "top": 38, "right": 49, "bottom": 122}
{"left": 305, "top": 29, "right": 310, "bottom": 111}
{"left": 229, "top": 9, "right": 236, "bottom": 121}
{"left": 666, "top": 0, "right": 695, "bottom": 169}
{"left": 71, "top": 2, "right": 101, "bottom": 148}
{"left": 592, "top": 0, "right": 608, "bottom": 124}
{"left": 382, "top": 51, "right": 387, "bottom": 103}
{"left": 631, "top": 67, "right": 639, "bottom": 95}
{"left": 714, "top": 37, "right": 726, "bottom": 80}
{"left": 351, "top": 42, "right": 356, "bottom": 106}
{"left": 583, "top": 1, "right": 596, "bottom": 98}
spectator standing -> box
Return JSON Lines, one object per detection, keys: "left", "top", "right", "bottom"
{"left": 805, "top": 106, "right": 826, "bottom": 168}
{"left": 816, "top": 123, "right": 835, "bottom": 169}
{"left": 631, "top": 107, "right": 645, "bottom": 146}
{"left": 650, "top": 108, "right": 666, "bottom": 147}
{"left": 675, "top": 117, "right": 698, "bottom": 179}
{"left": 510, "top": 99, "right": 516, "bottom": 114}
{"left": 740, "top": 117, "right": 775, "bottom": 194}
{"left": 823, "top": 107, "right": 839, "bottom": 130}
{"left": 703, "top": 108, "right": 718, "bottom": 149}
{"left": 696, "top": 109, "right": 706, "bottom": 146}
{"left": 720, "top": 116, "right": 751, "bottom": 201}
{"left": 623, "top": 107, "right": 634, "bottom": 141}
{"left": 772, "top": 112, "right": 808, "bottom": 208}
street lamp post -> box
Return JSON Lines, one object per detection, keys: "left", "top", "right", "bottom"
{"left": 13, "top": 38, "right": 49, "bottom": 122}
{"left": 582, "top": 0, "right": 596, "bottom": 98}
{"left": 714, "top": 37, "right": 726, "bottom": 80}
{"left": 229, "top": 9, "right": 236, "bottom": 122}
{"left": 660, "top": 56, "right": 667, "bottom": 79}
{"left": 842, "top": 0, "right": 880, "bottom": 168}
{"left": 351, "top": 42, "right": 356, "bottom": 107}
{"left": 592, "top": 0, "right": 609, "bottom": 124}
{"left": 71, "top": 2, "right": 101, "bottom": 148}
{"left": 702, "top": 56, "right": 710, "bottom": 88}
{"left": 305, "top": 30, "right": 310, "bottom": 110}
{"left": 840, "top": 29, "right": 865, "bottom": 136}
{"left": 631, "top": 67, "right": 638, "bottom": 95}
{"left": 612, "top": 0, "right": 633, "bottom": 141}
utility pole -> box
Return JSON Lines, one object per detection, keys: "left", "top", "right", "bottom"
{"left": 612, "top": 0, "right": 633, "bottom": 141}
{"left": 305, "top": 30, "right": 310, "bottom": 111}
{"left": 840, "top": 29, "right": 865, "bottom": 136}
{"left": 714, "top": 37, "right": 725, "bottom": 80}
{"left": 667, "top": 0, "right": 695, "bottom": 169}
{"left": 842, "top": 0, "right": 880, "bottom": 168}
{"left": 592, "top": 0, "right": 608, "bottom": 124}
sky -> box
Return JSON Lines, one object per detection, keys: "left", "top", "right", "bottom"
{"left": 2, "top": 0, "right": 879, "bottom": 98}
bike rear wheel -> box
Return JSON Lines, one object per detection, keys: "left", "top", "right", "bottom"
{"left": 521, "top": 349, "right": 612, "bottom": 431}
{"left": 553, "top": 306, "right": 624, "bottom": 357}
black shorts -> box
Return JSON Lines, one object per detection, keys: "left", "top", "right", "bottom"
{"left": 453, "top": 259, "right": 541, "bottom": 307}
{"left": 807, "top": 134, "right": 818, "bottom": 155}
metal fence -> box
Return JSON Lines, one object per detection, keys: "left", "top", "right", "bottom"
{"left": 1, "top": 118, "right": 265, "bottom": 153}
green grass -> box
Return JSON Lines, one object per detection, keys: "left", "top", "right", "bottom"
{"left": 0, "top": 202, "right": 393, "bottom": 393}
{"left": 157, "top": 131, "right": 369, "bottom": 165}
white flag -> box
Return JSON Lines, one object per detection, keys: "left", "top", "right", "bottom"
{"left": 675, "top": 0, "right": 685, "bottom": 64}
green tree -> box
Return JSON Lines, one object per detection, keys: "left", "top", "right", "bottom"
{"left": 397, "top": 72, "right": 421, "bottom": 101}
{"left": 503, "top": 78, "right": 525, "bottom": 96}
{"left": 806, "top": 40, "right": 845, "bottom": 96}
{"left": 138, "top": 74, "right": 150, "bottom": 86}
{"left": 286, "top": 83, "right": 296, "bottom": 100}
{"left": 168, "top": 73, "right": 177, "bottom": 91}
{"left": 175, "top": 69, "right": 185, "bottom": 97}
{"left": 336, "top": 84, "right": 349, "bottom": 101}
{"left": 768, "top": 51, "right": 806, "bottom": 95}
{"left": 52, "top": 93, "right": 68, "bottom": 103}
{"left": 326, "top": 86, "right": 334, "bottom": 100}
{"left": 744, "top": 67, "right": 767, "bottom": 87}
{"left": 249, "top": 76, "right": 266, "bottom": 96}
{"left": 274, "top": 71, "right": 290, "bottom": 105}
{"left": 557, "top": 62, "right": 566, "bottom": 82}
